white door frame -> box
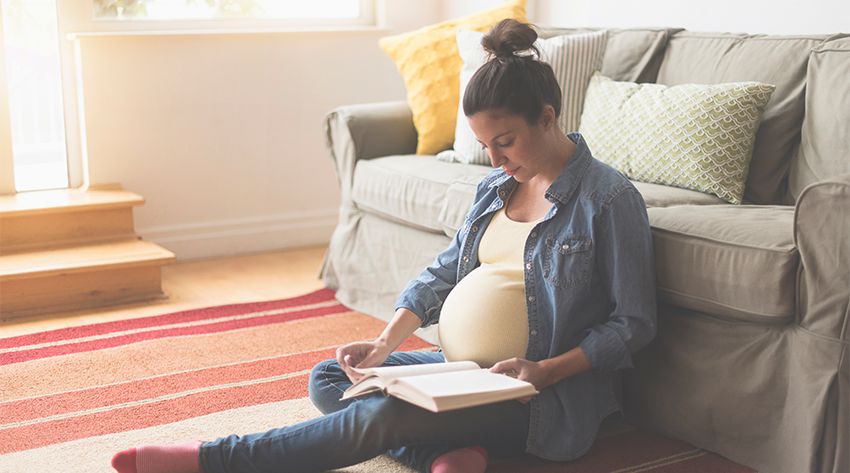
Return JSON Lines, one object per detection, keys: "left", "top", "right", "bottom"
{"left": 0, "top": 2, "right": 16, "bottom": 195}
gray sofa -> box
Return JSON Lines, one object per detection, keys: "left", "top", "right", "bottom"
{"left": 320, "top": 27, "right": 849, "bottom": 473}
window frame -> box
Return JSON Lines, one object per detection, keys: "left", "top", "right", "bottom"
{"left": 64, "top": 0, "right": 377, "bottom": 34}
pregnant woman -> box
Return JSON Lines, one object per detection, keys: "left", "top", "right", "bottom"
{"left": 111, "top": 18, "right": 657, "bottom": 473}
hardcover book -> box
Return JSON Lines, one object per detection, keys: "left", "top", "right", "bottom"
{"left": 340, "top": 360, "right": 538, "bottom": 412}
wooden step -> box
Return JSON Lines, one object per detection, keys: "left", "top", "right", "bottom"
{"left": 0, "top": 188, "right": 144, "bottom": 217}
{"left": 0, "top": 189, "right": 144, "bottom": 252}
{"left": 0, "top": 238, "right": 176, "bottom": 319}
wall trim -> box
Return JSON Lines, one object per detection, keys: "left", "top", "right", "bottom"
{"left": 138, "top": 208, "right": 338, "bottom": 261}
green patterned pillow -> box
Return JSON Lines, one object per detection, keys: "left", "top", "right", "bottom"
{"left": 578, "top": 73, "right": 775, "bottom": 204}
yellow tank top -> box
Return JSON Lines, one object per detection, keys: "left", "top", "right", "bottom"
{"left": 438, "top": 206, "right": 539, "bottom": 368}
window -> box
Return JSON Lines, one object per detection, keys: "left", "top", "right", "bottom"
{"left": 89, "top": 0, "right": 373, "bottom": 27}
{"left": 1, "top": 0, "right": 69, "bottom": 192}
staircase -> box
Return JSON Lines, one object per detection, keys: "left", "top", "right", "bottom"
{"left": 0, "top": 187, "right": 176, "bottom": 320}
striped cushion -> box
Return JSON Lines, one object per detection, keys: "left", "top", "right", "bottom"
{"left": 438, "top": 29, "right": 607, "bottom": 165}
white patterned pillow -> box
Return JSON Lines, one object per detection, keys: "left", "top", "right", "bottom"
{"left": 437, "top": 29, "right": 607, "bottom": 165}
{"left": 579, "top": 74, "right": 775, "bottom": 204}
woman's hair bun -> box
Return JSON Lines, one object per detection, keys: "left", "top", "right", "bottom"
{"left": 481, "top": 19, "right": 539, "bottom": 59}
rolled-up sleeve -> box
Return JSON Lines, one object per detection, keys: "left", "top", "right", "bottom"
{"left": 579, "top": 187, "right": 657, "bottom": 371}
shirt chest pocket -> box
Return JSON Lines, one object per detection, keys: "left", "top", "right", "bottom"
{"left": 541, "top": 236, "right": 593, "bottom": 288}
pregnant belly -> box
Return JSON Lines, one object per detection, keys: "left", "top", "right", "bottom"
{"left": 438, "top": 265, "right": 529, "bottom": 368}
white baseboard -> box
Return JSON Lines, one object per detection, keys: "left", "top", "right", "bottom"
{"left": 137, "top": 208, "right": 338, "bottom": 261}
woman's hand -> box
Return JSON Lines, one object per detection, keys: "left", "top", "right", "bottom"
{"left": 336, "top": 340, "right": 392, "bottom": 383}
{"left": 490, "top": 357, "right": 552, "bottom": 403}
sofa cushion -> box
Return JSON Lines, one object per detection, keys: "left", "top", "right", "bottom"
{"left": 377, "top": 0, "right": 527, "bottom": 155}
{"left": 352, "top": 156, "right": 491, "bottom": 233}
{"left": 538, "top": 27, "right": 681, "bottom": 83}
{"left": 787, "top": 35, "right": 850, "bottom": 203}
{"left": 579, "top": 74, "right": 774, "bottom": 204}
{"left": 656, "top": 32, "right": 829, "bottom": 204}
{"left": 632, "top": 181, "right": 727, "bottom": 207}
{"left": 649, "top": 205, "right": 798, "bottom": 323}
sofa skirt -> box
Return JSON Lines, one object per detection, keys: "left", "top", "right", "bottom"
{"left": 624, "top": 303, "right": 845, "bottom": 473}
{"left": 320, "top": 205, "right": 447, "bottom": 344}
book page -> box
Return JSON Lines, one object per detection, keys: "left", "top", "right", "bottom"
{"left": 351, "top": 360, "right": 480, "bottom": 381}
{"left": 393, "top": 368, "right": 537, "bottom": 398}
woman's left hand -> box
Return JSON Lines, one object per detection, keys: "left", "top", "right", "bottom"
{"left": 490, "top": 357, "right": 551, "bottom": 404}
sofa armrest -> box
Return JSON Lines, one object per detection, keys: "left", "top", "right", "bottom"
{"left": 793, "top": 172, "right": 850, "bottom": 341}
{"left": 324, "top": 101, "right": 417, "bottom": 199}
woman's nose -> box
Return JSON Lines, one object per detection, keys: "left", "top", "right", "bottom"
{"left": 488, "top": 150, "right": 504, "bottom": 168}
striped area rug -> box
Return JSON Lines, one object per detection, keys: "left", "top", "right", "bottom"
{"left": 0, "top": 289, "right": 755, "bottom": 473}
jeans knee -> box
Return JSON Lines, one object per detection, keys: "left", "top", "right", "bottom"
{"left": 357, "top": 397, "right": 424, "bottom": 447}
{"left": 308, "top": 358, "right": 346, "bottom": 414}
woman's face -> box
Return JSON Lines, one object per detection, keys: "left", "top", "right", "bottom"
{"left": 467, "top": 108, "right": 552, "bottom": 183}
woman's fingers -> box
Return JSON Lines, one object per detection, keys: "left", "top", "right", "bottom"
{"left": 335, "top": 341, "right": 390, "bottom": 383}
{"left": 341, "top": 354, "right": 363, "bottom": 382}
{"left": 490, "top": 358, "right": 521, "bottom": 375}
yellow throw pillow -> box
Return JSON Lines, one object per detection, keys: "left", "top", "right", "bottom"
{"left": 379, "top": 0, "right": 527, "bottom": 155}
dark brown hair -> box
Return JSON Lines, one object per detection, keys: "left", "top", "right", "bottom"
{"left": 462, "top": 19, "right": 562, "bottom": 125}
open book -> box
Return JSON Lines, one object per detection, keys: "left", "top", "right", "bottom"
{"left": 340, "top": 360, "right": 538, "bottom": 413}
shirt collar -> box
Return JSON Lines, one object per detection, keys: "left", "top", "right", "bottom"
{"left": 488, "top": 132, "right": 592, "bottom": 205}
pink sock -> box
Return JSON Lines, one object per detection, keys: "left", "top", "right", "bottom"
{"left": 431, "top": 445, "right": 488, "bottom": 473}
{"left": 111, "top": 441, "right": 203, "bottom": 473}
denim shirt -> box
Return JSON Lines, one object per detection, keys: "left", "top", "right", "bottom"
{"left": 394, "top": 132, "right": 657, "bottom": 461}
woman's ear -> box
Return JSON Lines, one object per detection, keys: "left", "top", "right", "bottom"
{"left": 540, "top": 104, "right": 557, "bottom": 131}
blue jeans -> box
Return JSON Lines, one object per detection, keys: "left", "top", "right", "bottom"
{"left": 198, "top": 351, "right": 530, "bottom": 473}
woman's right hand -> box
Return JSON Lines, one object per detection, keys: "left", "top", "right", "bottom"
{"left": 336, "top": 340, "right": 391, "bottom": 383}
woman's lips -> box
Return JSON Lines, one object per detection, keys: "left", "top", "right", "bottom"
{"left": 504, "top": 166, "right": 519, "bottom": 176}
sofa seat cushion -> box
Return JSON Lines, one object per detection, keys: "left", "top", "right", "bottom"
{"left": 438, "top": 173, "right": 490, "bottom": 236}
{"left": 632, "top": 181, "right": 728, "bottom": 207}
{"left": 352, "top": 156, "right": 491, "bottom": 233}
{"left": 649, "top": 205, "right": 798, "bottom": 323}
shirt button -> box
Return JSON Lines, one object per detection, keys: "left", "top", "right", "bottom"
{"left": 525, "top": 263, "right": 532, "bottom": 270}
{"left": 471, "top": 225, "right": 478, "bottom": 232}
{"left": 462, "top": 256, "right": 469, "bottom": 262}
{"left": 530, "top": 231, "right": 537, "bottom": 238}
{"left": 530, "top": 330, "right": 538, "bottom": 336}
{"left": 562, "top": 244, "right": 570, "bottom": 251}
{"left": 528, "top": 295, "right": 535, "bottom": 302}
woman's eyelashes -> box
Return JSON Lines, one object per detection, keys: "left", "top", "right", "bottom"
{"left": 479, "top": 140, "right": 514, "bottom": 150}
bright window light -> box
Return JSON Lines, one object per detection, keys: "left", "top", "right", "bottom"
{"left": 93, "top": 0, "right": 362, "bottom": 20}
{"left": 1, "top": 0, "right": 69, "bottom": 192}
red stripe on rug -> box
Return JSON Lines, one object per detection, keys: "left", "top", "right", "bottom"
{"left": 1, "top": 337, "right": 433, "bottom": 425}
{"left": 0, "top": 349, "right": 333, "bottom": 424}
{"left": 0, "top": 302, "right": 346, "bottom": 366}
{"left": 0, "top": 288, "right": 336, "bottom": 349}
{"left": 0, "top": 374, "right": 312, "bottom": 454}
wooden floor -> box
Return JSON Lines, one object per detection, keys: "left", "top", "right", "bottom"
{"left": 0, "top": 245, "right": 328, "bottom": 338}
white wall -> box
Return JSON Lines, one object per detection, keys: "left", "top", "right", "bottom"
{"left": 446, "top": 0, "right": 849, "bottom": 35}
{"left": 72, "top": 2, "right": 441, "bottom": 261}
